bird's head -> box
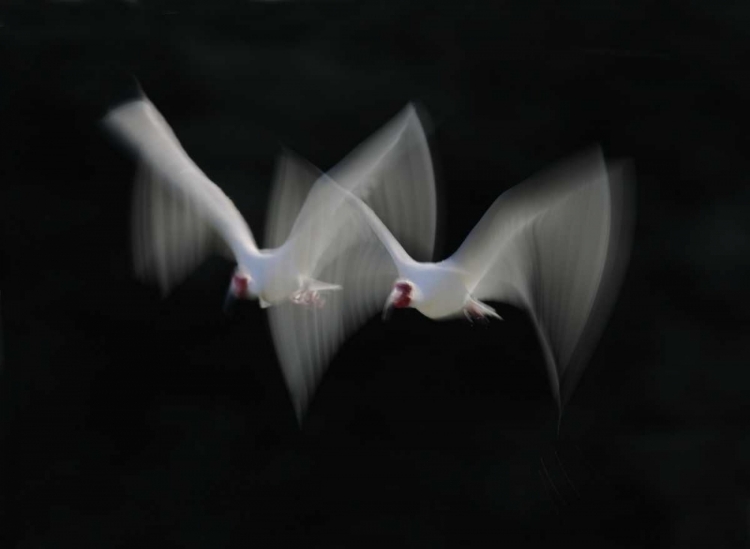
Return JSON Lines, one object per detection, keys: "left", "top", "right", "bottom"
{"left": 224, "top": 268, "right": 258, "bottom": 313}
{"left": 382, "top": 279, "right": 419, "bottom": 319}
{"left": 231, "top": 271, "right": 256, "bottom": 299}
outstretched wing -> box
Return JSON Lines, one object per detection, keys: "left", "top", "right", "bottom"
{"left": 103, "top": 98, "right": 257, "bottom": 295}
{"left": 267, "top": 227, "right": 397, "bottom": 421}
{"left": 131, "top": 159, "right": 235, "bottom": 295}
{"left": 321, "top": 102, "right": 438, "bottom": 264}
{"left": 283, "top": 102, "right": 438, "bottom": 277}
{"left": 447, "top": 146, "right": 635, "bottom": 415}
{"left": 263, "top": 147, "right": 322, "bottom": 250}
{"left": 266, "top": 104, "right": 438, "bottom": 422}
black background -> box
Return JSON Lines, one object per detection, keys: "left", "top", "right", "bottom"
{"left": 1, "top": 1, "right": 749, "bottom": 547}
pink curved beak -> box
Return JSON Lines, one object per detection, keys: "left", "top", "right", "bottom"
{"left": 224, "top": 273, "right": 251, "bottom": 314}
{"left": 382, "top": 283, "right": 411, "bottom": 320}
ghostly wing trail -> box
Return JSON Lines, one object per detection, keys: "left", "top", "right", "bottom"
{"left": 103, "top": 98, "right": 258, "bottom": 296}
{"left": 130, "top": 156, "right": 236, "bottom": 295}
{"left": 265, "top": 104, "right": 439, "bottom": 421}
{"left": 446, "top": 147, "right": 636, "bottom": 417}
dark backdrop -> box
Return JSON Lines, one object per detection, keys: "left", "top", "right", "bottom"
{"left": 1, "top": 1, "right": 748, "bottom": 547}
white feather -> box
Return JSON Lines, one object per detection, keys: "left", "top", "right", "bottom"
{"left": 265, "top": 104, "right": 439, "bottom": 421}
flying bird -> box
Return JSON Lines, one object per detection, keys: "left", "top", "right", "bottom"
{"left": 102, "top": 96, "right": 439, "bottom": 420}
{"left": 103, "top": 97, "right": 350, "bottom": 310}
{"left": 327, "top": 146, "right": 635, "bottom": 425}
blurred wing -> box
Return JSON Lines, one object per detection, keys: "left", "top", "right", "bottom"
{"left": 447, "top": 146, "right": 635, "bottom": 412}
{"left": 267, "top": 104, "right": 439, "bottom": 420}
{"left": 263, "top": 147, "right": 322, "bottom": 249}
{"left": 104, "top": 99, "right": 257, "bottom": 295}
{"left": 321, "top": 177, "right": 414, "bottom": 272}
{"left": 325, "top": 102, "right": 438, "bottom": 263}
{"left": 131, "top": 159, "right": 235, "bottom": 295}
{"left": 285, "top": 102, "right": 438, "bottom": 277}
{"left": 267, "top": 215, "right": 397, "bottom": 422}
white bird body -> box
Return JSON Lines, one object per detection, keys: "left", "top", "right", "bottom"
{"left": 380, "top": 259, "right": 469, "bottom": 320}
{"left": 234, "top": 248, "right": 296, "bottom": 308}
{"left": 408, "top": 262, "right": 470, "bottom": 319}
{"left": 331, "top": 145, "right": 635, "bottom": 419}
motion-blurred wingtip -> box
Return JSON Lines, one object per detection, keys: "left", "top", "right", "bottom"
{"left": 293, "top": 401, "right": 309, "bottom": 428}
{"left": 407, "top": 100, "right": 436, "bottom": 137}
{"left": 278, "top": 143, "right": 300, "bottom": 159}
{"left": 607, "top": 158, "right": 638, "bottom": 209}
{"left": 276, "top": 145, "right": 324, "bottom": 182}
{"left": 567, "top": 143, "right": 606, "bottom": 173}
{"left": 552, "top": 388, "right": 567, "bottom": 436}
{"left": 276, "top": 145, "right": 304, "bottom": 170}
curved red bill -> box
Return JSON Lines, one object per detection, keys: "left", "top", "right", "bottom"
{"left": 232, "top": 274, "right": 249, "bottom": 298}
{"left": 392, "top": 282, "right": 412, "bottom": 308}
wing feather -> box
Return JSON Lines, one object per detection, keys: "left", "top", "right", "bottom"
{"left": 447, "top": 147, "right": 635, "bottom": 413}
{"left": 130, "top": 159, "right": 234, "bottom": 295}
{"left": 263, "top": 147, "right": 322, "bottom": 250}
{"left": 266, "top": 104, "right": 437, "bottom": 421}
{"left": 283, "top": 103, "right": 437, "bottom": 276}
{"left": 104, "top": 98, "right": 257, "bottom": 294}
{"left": 267, "top": 226, "right": 397, "bottom": 421}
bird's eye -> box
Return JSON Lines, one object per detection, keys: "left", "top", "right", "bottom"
{"left": 395, "top": 282, "right": 412, "bottom": 294}
{"left": 232, "top": 274, "right": 250, "bottom": 295}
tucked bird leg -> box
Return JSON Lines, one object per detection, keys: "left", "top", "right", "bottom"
{"left": 291, "top": 290, "right": 324, "bottom": 308}
{"left": 291, "top": 277, "right": 342, "bottom": 308}
{"left": 463, "top": 297, "right": 503, "bottom": 325}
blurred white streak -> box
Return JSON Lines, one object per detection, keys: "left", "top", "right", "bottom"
{"left": 451, "top": 147, "right": 636, "bottom": 416}
{"left": 105, "top": 98, "right": 257, "bottom": 296}
{"left": 266, "top": 104, "right": 439, "bottom": 421}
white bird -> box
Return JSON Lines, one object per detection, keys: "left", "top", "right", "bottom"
{"left": 102, "top": 96, "right": 439, "bottom": 420}
{"left": 104, "top": 98, "right": 345, "bottom": 310}
{"left": 326, "top": 146, "right": 635, "bottom": 425}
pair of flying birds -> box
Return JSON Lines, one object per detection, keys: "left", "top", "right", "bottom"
{"left": 103, "top": 96, "right": 634, "bottom": 426}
